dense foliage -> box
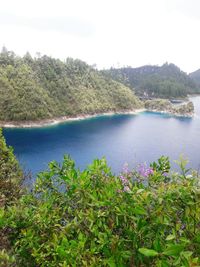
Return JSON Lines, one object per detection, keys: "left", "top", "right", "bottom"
{"left": 1, "top": 150, "right": 200, "bottom": 266}
{"left": 0, "top": 47, "right": 142, "bottom": 121}
{"left": 0, "top": 129, "right": 23, "bottom": 265}
{"left": 145, "top": 99, "right": 194, "bottom": 116}
{"left": 0, "top": 129, "right": 23, "bottom": 207}
{"left": 189, "top": 69, "right": 200, "bottom": 86}
{"left": 103, "top": 63, "right": 200, "bottom": 98}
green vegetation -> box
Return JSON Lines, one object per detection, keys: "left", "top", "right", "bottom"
{"left": 103, "top": 63, "right": 200, "bottom": 98}
{"left": 0, "top": 129, "right": 23, "bottom": 207}
{"left": 0, "top": 47, "right": 142, "bottom": 122}
{"left": 0, "top": 130, "right": 200, "bottom": 266}
{"left": 0, "top": 129, "right": 23, "bottom": 266}
{"left": 145, "top": 99, "right": 172, "bottom": 110}
{"left": 189, "top": 69, "right": 200, "bottom": 86}
{"left": 145, "top": 99, "right": 194, "bottom": 116}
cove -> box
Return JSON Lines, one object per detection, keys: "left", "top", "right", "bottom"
{"left": 3, "top": 96, "right": 200, "bottom": 181}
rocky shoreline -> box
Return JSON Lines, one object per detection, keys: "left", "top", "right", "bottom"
{"left": 146, "top": 109, "right": 194, "bottom": 118}
{"left": 0, "top": 105, "right": 194, "bottom": 128}
{"left": 1, "top": 97, "right": 196, "bottom": 129}
{"left": 0, "top": 109, "right": 146, "bottom": 128}
{"left": 144, "top": 99, "right": 194, "bottom": 118}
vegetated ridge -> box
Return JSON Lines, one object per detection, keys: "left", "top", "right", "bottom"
{"left": 189, "top": 69, "right": 200, "bottom": 86}
{"left": 145, "top": 99, "right": 194, "bottom": 117}
{"left": 0, "top": 47, "right": 142, "bottom": 122}
{"left": 103, "top": 63, "right": 200, "bottom": 98}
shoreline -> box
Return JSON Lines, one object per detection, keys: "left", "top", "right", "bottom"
{"left": 0, "top": 109, "right": 146, "bottom": 128}
{"left": 146, "top": 109, "right": 194, "bottom": 118}
{"left": 0, "top": 107, "right": 194, "bottom": 129}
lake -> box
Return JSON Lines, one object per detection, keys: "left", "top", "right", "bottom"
{"left": 3, "top": 96, "right": 200, "bottom": 179}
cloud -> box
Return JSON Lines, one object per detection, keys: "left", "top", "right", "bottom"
{"left": 167, "top": 0, "right": 200, "bottom": 20}
{"left": 0, "top": 12, "right": 95, "bottom": 37}
{"left": 0, "top": 0, "right": 200, "bottom": 72}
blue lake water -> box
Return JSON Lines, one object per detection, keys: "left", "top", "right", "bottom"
{"left": 3, "top": 96, "right": 200, "bottom": 180}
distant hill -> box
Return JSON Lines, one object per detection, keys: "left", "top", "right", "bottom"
{"left": 0, "top": 48, "right": 142, "bottom": 121}
{"left": 103, "top": 63, "right": 200, "bottom": 98}
{"left": 189, "top": 69, "right": 200, "bottom": 86}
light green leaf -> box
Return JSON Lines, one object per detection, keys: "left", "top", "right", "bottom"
{"left": 139, "top": 248, "right": 158, "bottom": 257}
{"left": 163, "top": 245, "right": 184, "bottom": 256}
{"left": 166, "top": 234, "right": 175, "bottom": 241}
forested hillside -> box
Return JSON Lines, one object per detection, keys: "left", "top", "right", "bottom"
{"left": 189, "top": 69, "right": 200, "bottom": 86}
{"left": 103, "top": 63, "right": 200, "bottom": 98}
{"left": 0, "top": 48, "right": 142, "bottom": 121}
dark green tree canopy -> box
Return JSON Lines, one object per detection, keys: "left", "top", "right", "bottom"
{"left": 103, "top": 63, "right": 200, "bottom": 98}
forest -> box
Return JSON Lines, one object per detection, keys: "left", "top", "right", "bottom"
{"left": 0, "top": 47, "right": 141, "bottom": 122}
{"left": 1, "top": 47, "right": 200, "bottom": 123}
{"left": 103, "top": 63, "right": 200, "bottom": 98}
{"left": 189, "top": 69, "right": 200, "bottom": 86}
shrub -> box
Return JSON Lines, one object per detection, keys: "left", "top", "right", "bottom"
{"left": 0, "top": 128, "right": 24, "bottom": 266}
{"left": 0, "top": 128, "right": 23, "bottom": 207}
{"left": 1, "top": 155, "right": 200, "bottom": 266}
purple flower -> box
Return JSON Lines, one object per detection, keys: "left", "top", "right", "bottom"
{"left": 138, "top": 163, "right": 154, "bottom": 177}
{"left": 163, "top": 172, "right": 168, "bottom": 177}
{"left": 123, "top": 186, "right": 131, "bottom": 192}
{"left": 181, "top": 224, "right": 186, "bottom": 230}
{"left": 119, "top": 175, "right": 129, "bottom": 186}
{"left": 118, "top": 173, "right": 131, "bottom": 193}
{"left": 146, "top": 168, "right": 154, "bottom": 176}
{"left": 122, "top": 162, "right": 130, "bottom": 174}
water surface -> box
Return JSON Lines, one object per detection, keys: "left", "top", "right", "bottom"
{"left": 3, "top": 96, "right": 200, "bottom": 179}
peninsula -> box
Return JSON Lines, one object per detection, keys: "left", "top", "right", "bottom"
{"left": 0, "top": 48, "right": 198, "bottom": 127}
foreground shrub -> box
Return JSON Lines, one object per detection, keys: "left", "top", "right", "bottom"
{"left": 0, "top": 128, "right": 23, "bottom": 207}
{"left": 1, "top": 156, "right": 200, "bottom": 266}
{"left": 0, "top": 128, "right": 25, "bottom": 267}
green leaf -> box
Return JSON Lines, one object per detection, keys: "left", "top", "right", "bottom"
{"left": 139, "top": 248, "right": 158, "bottom": 257}
{"left": 181, "top": 251, "right": 193, "bottom": 259}
{"left": 106, "top": 257, "right": 116, "bottom": 267}
{"left": 163, "top": 244, "right": 184, "bottom": 256}
{"left": 133, "top": 206, "right": 147, "bottom": 215}
{"left": 136, "top": 189, "right": 144, "bottom": 194}
{"left": 166, "top": 234, "right": 175, "bottom": 241}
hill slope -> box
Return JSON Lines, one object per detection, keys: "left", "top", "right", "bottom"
{"left": 103, "top": 63, "right": 200, "bottom": 98}
{"left": 189, "top": 69, "right": 200, "bottom": 86}
{"left": 0, "top": 49, "right": 142, "bottom": 121}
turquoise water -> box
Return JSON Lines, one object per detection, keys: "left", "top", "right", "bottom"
{"left": 3, "top": 97, "right": 200, "bottom": 179}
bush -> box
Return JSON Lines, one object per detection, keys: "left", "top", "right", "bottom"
{"left": 0, "top": 129, "right": 24, "bottom": 266}
{"left": 0, "top": 128, "right": 23, "bottom": 207}
{"left": 1, "top": 155, "right": 200, "bottom": 266}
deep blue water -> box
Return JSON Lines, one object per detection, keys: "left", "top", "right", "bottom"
{"left": 3, "top": 96, "right": 200, "bottom": 180}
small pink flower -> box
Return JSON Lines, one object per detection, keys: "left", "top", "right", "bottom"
{"left": 117, "top": 189, "right": 122, "bottom": 193}
{"left": 123, "top": 186, "right": 131, "bottom": 192}
{"left": 138, "top": 163, "right": 153, "bottom": 177}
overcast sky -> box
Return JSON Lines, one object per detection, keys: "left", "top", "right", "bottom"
{"left": 0, "top": 0, "right": 200, "bottom": 73}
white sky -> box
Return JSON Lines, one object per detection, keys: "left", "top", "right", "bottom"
{"left": 0, "top": 0, "right": 200, "bottom": 73}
